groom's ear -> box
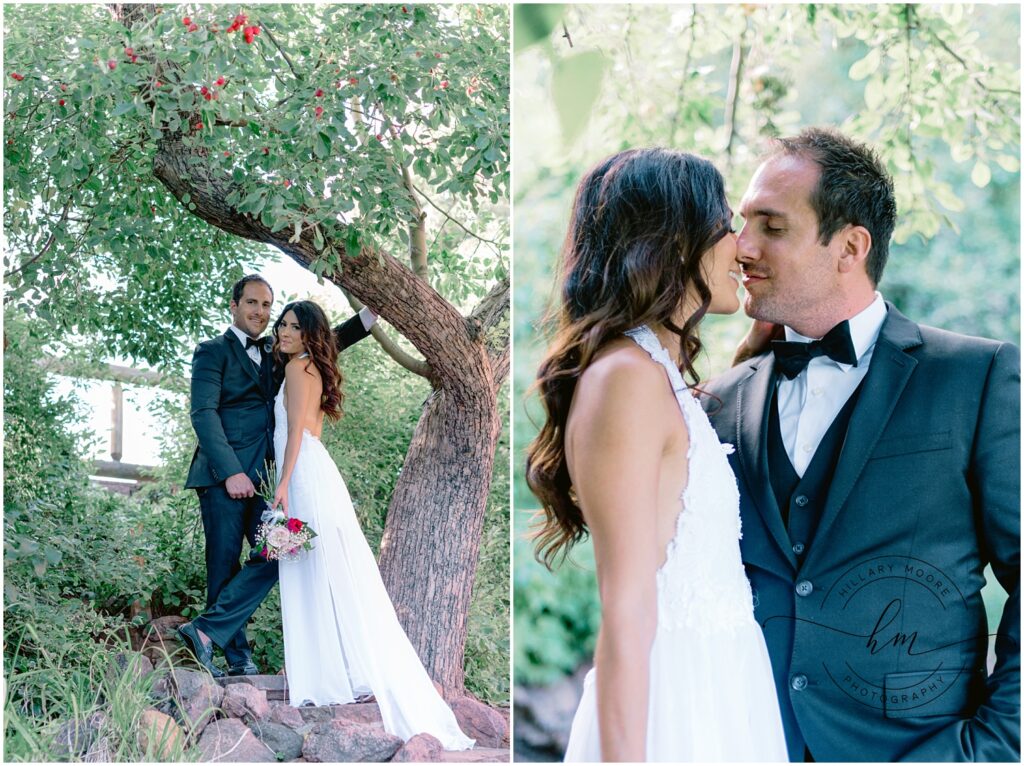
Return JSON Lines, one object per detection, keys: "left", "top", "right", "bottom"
{"left": 836, "top": 224, "right": 872, "bottom": 276}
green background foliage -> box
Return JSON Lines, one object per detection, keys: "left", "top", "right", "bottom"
{"left": 512, "top": 3, "right": 1020, "bottom": 686}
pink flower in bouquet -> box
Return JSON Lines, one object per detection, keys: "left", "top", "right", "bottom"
{"left": 267, "top": 526, "right": 291, "bottom": 548}
{"left": 286, "top": 517, "right": 304, "bottom": 533}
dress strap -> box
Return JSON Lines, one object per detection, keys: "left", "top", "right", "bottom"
{"left": 624, "top": 326, "right": 689, "bottom": 396}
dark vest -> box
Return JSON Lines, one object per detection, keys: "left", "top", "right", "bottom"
{"left": 767, "top": 381, "right": 863, "bottom": 557}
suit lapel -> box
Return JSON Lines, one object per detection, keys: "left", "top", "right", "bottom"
{"left": 225, "top": 329, "right": 263, "bottom": 391}
{"left": 737, "top": 356, "right": 798, "bottom": 571}
{"left": 808, "top": 305, "right": 922, "bottom": 563}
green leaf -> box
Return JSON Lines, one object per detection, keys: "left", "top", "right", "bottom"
{"left": 552, "top": 51, "right": 607, "bottom": 144}
{"left": 514, "top": 4, "right": 564, "bottom": 53}
{"left": 970, "top": 161, "right": 991, "bottom": 188}
{"left": 849, "top": 48, "right": 881, "bottom": 81}
{"left": 314, "top": 132, "right": 330, "bottom": 159}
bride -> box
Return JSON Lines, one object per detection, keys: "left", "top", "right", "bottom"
{"left": 268, "top": 299, "right": 473, "bottom": 751}
{"left": 525, "top": 149, "right": 788, "bottom": 761}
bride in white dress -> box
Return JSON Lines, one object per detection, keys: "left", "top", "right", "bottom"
{"left": 525, "top": 149, "right": 788, "bottom": 761}
{"left": 269, "top": 300, "right": 473, "bottom": 751}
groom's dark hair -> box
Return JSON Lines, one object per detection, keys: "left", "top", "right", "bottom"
{"left": 230, "top": 274, "right": 274, "bottom": 304}
{"left": 770, "top": 127, "right": 897, "bottom": 286}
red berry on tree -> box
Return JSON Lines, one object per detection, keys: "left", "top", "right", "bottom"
{"left": 194, "top": 121, "right": 203, "bottom": 130}
{"left": 204, "top": 92, "right": 213, "bottom": 101}
{"left": 9, "top": 72, "right": 24, "bottom": 81}
{"left": 215, "top": 76, "right": 226, "bottom": 86}
{"left": 150, "top": 205, "right": 156, "bottom": 213}
{"left": 284, "top": 179, "right": 291, "bottom": 188}
{"left": 155, "top": 80, "right": 163, "bottom": 87}
{"left": 262, "top": 146, "right": 270, "bottom": 155}
{"left": 60, "top": 83, "right": 67, "bottom": 91}
{"left": 440, "top": 80, "right": 448, "bottom": 89}
{"left": 182, "top": 16, "right": 191, "bottom": 25}
{"left": 434, "top": 52, "right": 441, "bottom": 58}
{"left": 58, "top": 99, "right": 65, "bottom": 106}
{"left": 107, "top": 59, "right": 117, "bottom": 70}
{"left": 314, "top": 105, "right": 324, "bottom": 118}
{"left": 200, "top": 85, "right": 209, "bottom": 95}
{"left": 130, "top": 55, "right": 138, "bottom": 63}
{"left": 223, "top": 150, "right": 230, "bottom": 157}
{"left": 376, "top": 133, "right": 383, "bottom": 141}
{"left": 234, "top": 13, "right": 248, "bottom": 26}
{"left": 348, "top": 77, "right": 358, "bottom": 85}
{"left": 315, "top": 88, "right": 323, "bottom": 97}
{"left": 402, "top": 5, "right": 408, "bottom": 12}
{"left": 124, "top": 47, "right": 134, "bottom": 57}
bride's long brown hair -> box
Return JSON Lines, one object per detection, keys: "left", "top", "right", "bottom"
{"left": 271, "top": 300, "right": 345, "bottom": 421}
{"left": 525, "top": 148, "right": 732, "bottom": 569}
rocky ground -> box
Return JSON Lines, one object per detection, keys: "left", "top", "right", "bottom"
{"left": 56, "top": 615, "right": 510, "bottom": 763}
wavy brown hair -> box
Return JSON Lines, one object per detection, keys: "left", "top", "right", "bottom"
{"left": 271, "top": 300, "right": 345, "bottom": 421}
{"left": 525, "top": 148, "right": 732, "bottom": 568}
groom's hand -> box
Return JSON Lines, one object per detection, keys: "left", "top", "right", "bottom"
{"left": 732, "top": 320, "right": 784, "bottom": 367}
{"left": 225, "top": 472, "right": 256, "bottom": 499}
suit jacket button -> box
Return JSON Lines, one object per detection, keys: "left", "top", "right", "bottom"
{"left": 794, "top": 494, "right": 809, "bottom": 507}
{"left": 792, "top": 542, "right": 805, "bottom": 555}
{"left": 791, "top": 673, "right": 808, "bottom": 691}
{"left": 795, "top": 580, "right": 814, "bottom": 597}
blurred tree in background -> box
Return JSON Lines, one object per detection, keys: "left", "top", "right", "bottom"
{"left": 512, "top": 2, "right": 1020, "bottom": 694}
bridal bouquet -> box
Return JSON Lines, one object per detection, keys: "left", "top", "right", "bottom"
{"left": 255, "top": 460, "right": 318, "bottom": 561}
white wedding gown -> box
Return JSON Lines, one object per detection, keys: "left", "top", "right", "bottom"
{"left": 563, "top": 326, "right": 788, "bottom": 762}
{"left": 274, "top": 379, "right": 474, "bottom": 750}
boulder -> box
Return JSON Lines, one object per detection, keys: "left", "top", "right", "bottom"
{"left": 51, "top": 711, "right": 107, "bottom": 759}
{"left": 267, "top": 700, "right": 305, "bottom": 729}
{"left": 195, "top": 718, "right": 276, "bottom": 762}
{"left": 331, "top": 702, "right": 382, "bottom": 726}
{"left": 247, "top": 719, "right": 305, "bottom": 761}
{"left": 170, "top": 667, "right": 225, "bottom": 735}
{"left": 137, "top": 708, "right": 184, "bottom": 760}
{"left": 392, "top": 732, "right": 444, "bottom": 762}
{"left": 106, "top": 650, "right": 155, "bottom": 689}
{"left": 147, "top": 615, "right": 188, "bottom": 640}
{"left": 450, "top": 696, "right": 507, "bottom": 749}
{"left": 222, "top": 682, "right": 271, "bottom": 721}
{"left": 302, "top": 719, "right": 402, "bottom": 762}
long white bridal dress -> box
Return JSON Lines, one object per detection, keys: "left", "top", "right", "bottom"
{"left": 562, "top": 325, "right": 788, "bottom": 762}
{"left": 274, "top": 379, "right": 474, "bottom": 750}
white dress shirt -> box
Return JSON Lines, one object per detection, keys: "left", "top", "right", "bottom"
{"left": 228, "top": 324, "right": 263, "bottom": 365}
{"left": 777, "top": 292, "right": 888, "bottom": 476}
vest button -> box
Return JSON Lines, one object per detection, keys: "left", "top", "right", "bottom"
{"left": 794, "top": 495, "right": 809, "bottom": 507}
{"left": 795, "top": 580, "right": 814, "bottom": 597}
{"left": 791, "top": 673, "right": 808, "bottom": 691}
{"left": 792, "top": 542, "right": 805, "bottom": 555}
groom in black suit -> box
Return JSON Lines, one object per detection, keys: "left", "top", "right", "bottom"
{"left": 179, "top": 274, "right": 374, "bottom": 676}
{"left": 704, "top": 128, "right": 1019, "bottom": 761}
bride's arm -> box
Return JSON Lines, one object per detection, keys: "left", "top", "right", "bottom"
{"left": 273, "top": 358, "right": 318, "bottom": 514}
{"left": 568, "top": 351, "right": 672, "bottom": 762}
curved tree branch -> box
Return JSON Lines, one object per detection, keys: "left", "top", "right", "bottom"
{"left": 340, "top": 288, "right": 432, "bottom": 378}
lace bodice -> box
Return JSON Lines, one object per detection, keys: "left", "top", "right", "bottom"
{"left": 624, "top": 326, "right": 756, "bottom": 634}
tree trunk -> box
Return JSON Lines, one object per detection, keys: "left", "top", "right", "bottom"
{"left": 379, "top": 381, "right": 500, "bottom": 693}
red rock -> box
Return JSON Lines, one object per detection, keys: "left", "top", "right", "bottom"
{"left": 222, "top": 682, "right": 271, "bottom": 721}
{"left": 170, "top": 668, "right": 224, "bottom": 736}
{"left": 301, "top": 719, "right": 402, "bottom": 762}
{"left": 392, "top": 732, "right": 443, "bottom": 762}
{"left": 450, "top": 696, "right": 507, "bottom": 749}
{"left": 196, "top": 718, "right": 276, "bottom": 762}
{"left": 267, "top": 700, "right": 304, "bottom": 729}
{"left": 137, "top": 708, "right": 183, "bottom": 760}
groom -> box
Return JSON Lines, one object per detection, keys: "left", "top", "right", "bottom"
{"left": 180, "top": 274, "right": 376, "bottom": 677}
{"left": 705, "top": 128, "right": 1019, "bottom": 761}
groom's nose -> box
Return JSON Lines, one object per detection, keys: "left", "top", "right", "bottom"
{"left": 735, "top": 226, "right": 758, "bottom": 263}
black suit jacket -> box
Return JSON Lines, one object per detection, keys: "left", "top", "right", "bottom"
{"left": 703, "top": 305, "right": 1020, "bottom": 762}
{"left": 185, "top": 315, "right": 371, "bottom": 489}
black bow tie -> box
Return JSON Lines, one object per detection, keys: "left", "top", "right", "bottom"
{"left": 245, "top": 336, "right": 267, "bottom": 351}
{"left": 771, "top": 320, "right": 858, "bottom": 380}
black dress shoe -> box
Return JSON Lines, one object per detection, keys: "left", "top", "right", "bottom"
{"left": 227, "top": 660, "right": 260, "bottom": 676}
{"left": 177, "top": 623, "right": 226, "bottom": 678}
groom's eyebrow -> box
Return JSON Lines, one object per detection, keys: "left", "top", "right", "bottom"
{"left": 746, "top": 207, "right": 787, "bottom": 220}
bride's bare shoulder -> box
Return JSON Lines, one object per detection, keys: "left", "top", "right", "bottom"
{"left": 575, "top": 337, "right": 666, "bottom": 403}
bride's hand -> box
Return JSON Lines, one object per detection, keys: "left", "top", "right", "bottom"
{"left": 272, "top": 484, "right": 289, "bottom": 516}
{"left": 732, "top": 319, "right": 783, "bottom": 366}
